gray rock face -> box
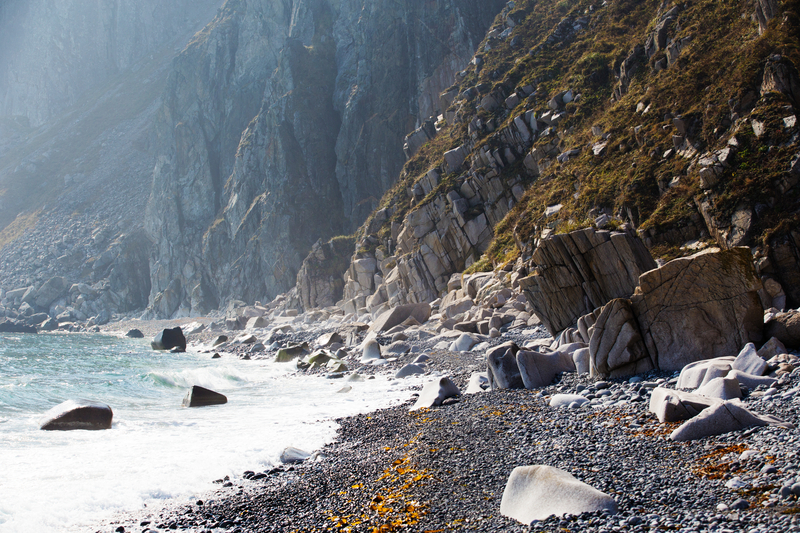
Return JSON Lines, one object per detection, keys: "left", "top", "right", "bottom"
{"left": 487, "top": 341, "right": 523, "bottom": 389}
{"left": 649, "top": 388, "right": 719, "bottom": 423}
{"left": 145, "top": 0, "right": 506, "bottom": 317}
{"left": 40, "top": 399, "right": 113, "bottom": 431}
{"left": 731, "top": 343, "right": 767, "bottom": 376}
{"left": 631, "top": 248, "right": 763, "bottom": 371}
{"left": 500, "top": 465, "right": 617, "bottom": 524}
{"left": 676, "top": 357, "right": 735, "bottom": 389}
{"left": 369, "top": 303, "right": 431, "bottom": 333}
{"left": 519, "top": 228, "right": 657, "bottom": 335}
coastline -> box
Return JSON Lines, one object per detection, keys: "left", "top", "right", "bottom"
{"left": 92, "top": 318, "right": 800, "bottom": 533}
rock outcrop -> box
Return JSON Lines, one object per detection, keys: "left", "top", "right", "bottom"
{"left": 631, "top": 247, "right": 763, "bottom": 371}
{"left": 519, "top": 229, "right": 657, "bottom": 335}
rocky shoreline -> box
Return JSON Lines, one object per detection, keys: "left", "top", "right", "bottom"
{"left": 95, "top": 348, "right": 800, "bottom": 533}
{"left": 89, "top": 301, "right": 800, "bottom": 533}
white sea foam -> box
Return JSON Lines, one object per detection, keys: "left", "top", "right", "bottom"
{"left": 0, "top": 334, "right": 425, "bottom": 532}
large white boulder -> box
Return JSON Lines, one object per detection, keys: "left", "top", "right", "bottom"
{"left": 361, "top": 339, "right": 382, "bottom": 362}
{"left": 500, "top": 465, "right": 617, "bottom": 524}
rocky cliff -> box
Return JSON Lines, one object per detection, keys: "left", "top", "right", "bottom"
{"left": 145, "top": 0, "right": 507, "bottom": 317}
{"left": 0, "top": 0, "right": 221, "bottom": 325}
{"left": 303, "top": 0, "right": 800, "bottom": 324}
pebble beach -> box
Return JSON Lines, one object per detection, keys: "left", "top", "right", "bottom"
{"left": 96, "top": 317, "right": 800, "bottom": 533}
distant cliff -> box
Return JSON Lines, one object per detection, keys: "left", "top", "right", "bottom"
{"left": 145, "top": 0, "right": 506, "bottom": 317}
{"left": 0, "top": 0, "right": 218, "bottom": 127}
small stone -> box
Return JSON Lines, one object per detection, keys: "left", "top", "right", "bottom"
{"left": 730, "top": 498, "right": 750, "bottom": 510}
{"left": 395, "top": 364, "right": 425, "bottom": 379}
{"left": 761, "top": 464, "right": 778, "bottom": 474}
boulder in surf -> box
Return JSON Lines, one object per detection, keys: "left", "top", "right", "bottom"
{"left": 182, "top": 385, "right": 227, "bottom": 407}
{"left": 40, "top": 399, "right": 113, "bottom": 430}
{"left": 151, "top": 327, "right": 186, "bottom": 351}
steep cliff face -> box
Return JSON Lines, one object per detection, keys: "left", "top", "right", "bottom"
{"left": 324, "top": 0, "right": 800, "bottom": 318}
{"left": 145, "top": 0, "right": 506, "bottom": 317}
{"left": 0, "top": 0, "right": 218, "bottom": 127}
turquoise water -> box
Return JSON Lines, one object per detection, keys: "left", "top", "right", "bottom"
{"left": 0, "top": 332, "right": 421, "bottom": 532}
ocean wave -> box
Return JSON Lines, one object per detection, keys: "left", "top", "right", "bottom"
{"left": 144, "top": 366, "right": 248, "bottom": 390}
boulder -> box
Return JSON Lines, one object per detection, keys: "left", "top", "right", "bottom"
{"left": 500, "top": 465, "right": 617, "bottom": 524}
{"left": 676, "top": 357, "right": 735, "bottom": 389}
{"left": 516, "top": 350, "right": 575, "bottom": 389}
{"left": 369, "top": 303, "right": 431, "bottom": 332}
{"left": 40, "top": 400, "right": 113, "bottom": 430}
{"left": 276, "top": 343, "right": 311, "bottom": 362}
{"left": 151, "top": 327, "right": 187, "bottom": 351}
{"left": 212, "top": 335, "right": 229, "bottom": 346}
{"left": 450, "top": 333, "right": 479, "bottom": 352}
{"left": 549, "top": 394, "right": 590, "bottom": 408}
{"left": 695, "top": 377, "right": 743, "bottom": 401}
{"left": 518, "top": 228, "right": 657, "bottom": 335}
{"left": 39, "top": 318, "right": 59, "bottom": 331}
{"left": 34, "top": 276, "right": 67, "bottom": 309}
{"left": 0, "top": 318, "right": 37, "bottom": 334}
{"left": 631, "top": 248, "right": 764, "bottom": 371}
{"left": 384, "top": 341, "right": 411, "bottom": 355}
{"left": 487, "top": 342, "right": 523, "bottom": 389}
{"left": 441, "top": 297, "right": 475, "bottom": 319}
{"left": 245, "top": 316, "right": 269, "bottom": 329}
{"left": 764, "top": 309, "right": 800, "bottom": 349}
{"left": 573, "top": 348, "right": 590, "bottom": 374}
{"left": 757, "top": 337, "right": 787, "bottom": 359}
{"left": 125, "top": 329, "right": 145, "bottom": 338}
{"left": 731, "top": 343, "right": 767, "bottom": 376}
{"left": 361, "top": 339, "right": 382, "bottom": 361}
{"left": 280, "top": 447, "right": 311, "bottom": 464}
{"left": 649, "top": 388, "right": 720, "bottom": 423}
{"left": 589, "top": 298, "right": 654, "bottom": 378}
{"left": 395, "top": 364, "right": 425, "bottom": 378}
{"left": 670, "top": 400, "right": 793, "bottom": 441}
{"left": 304, "top": 351, "right": 334, "bottom": 368}
{"left": 727, "top": 369, "right": 777, "bottom": 389}
{"left": 465, "top": 372, "right": 490, "bottom": 394}
{"left": 317, "top": 332, "right": 343, "bottom": 347}
{"left": 411, "top": 377, "right": 461, "bottom": 410}
{"left": 182, "top": 385, "right": 227, "bottom": 407}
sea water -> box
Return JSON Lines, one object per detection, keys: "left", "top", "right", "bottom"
{"left": 0, "top": 332, "right": 423, "bottom": 532}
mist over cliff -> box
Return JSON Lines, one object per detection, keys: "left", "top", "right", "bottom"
{"left": 144, "top": 0, "right": 506, "bottom": 317}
